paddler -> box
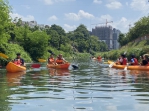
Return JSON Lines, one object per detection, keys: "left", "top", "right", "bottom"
{"left": 55, "top": 54, "right": 67, "bottom": 64}
{"left": 48, "top": 54, "right": 55, "bottom": 64}
{"left": 13, "top": 53, "right": 25, "bottom": 66}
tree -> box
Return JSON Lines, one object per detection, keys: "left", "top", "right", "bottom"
{"left": 23, "top": 31, "right": 49, "bottom": 61}
{"left": 0, "top": 0, "right": 11, "bottom": 44}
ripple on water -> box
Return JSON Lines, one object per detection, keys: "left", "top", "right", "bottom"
{"left": 0, "top": 61, "right": 149, "bottom": 111}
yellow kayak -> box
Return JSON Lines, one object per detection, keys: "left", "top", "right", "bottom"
{"left": 6, "top": 62, "right": 26, "bottom": 73}
{"left": 108, "top": 61, "right": 149, "bottom": 71}
{"left": 38, "top": 59, "right": 46, "bottom": 62}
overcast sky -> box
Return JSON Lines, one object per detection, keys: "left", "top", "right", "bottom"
{"left": 9, "top": 0, "right": 149, "bottom": 33}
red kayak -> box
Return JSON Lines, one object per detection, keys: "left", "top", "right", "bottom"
{"left": 47, "top": 63, "right": 70, "bottom": 69}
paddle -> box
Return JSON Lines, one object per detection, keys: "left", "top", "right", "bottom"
{"left": 109, "top": 62, "right": 115, "bottom": 68}
{"left": 31, "top": 64, "right": 41, "bottom": 68}
{"left": 0, "top": 53, "right": 9, "bottom": 59}
{"left": 124, "top": 63, "right": 129, "bottom": 71}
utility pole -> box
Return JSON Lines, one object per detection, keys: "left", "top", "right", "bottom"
{"left": 129, "top": 24, "right": 131, "bottom": 30}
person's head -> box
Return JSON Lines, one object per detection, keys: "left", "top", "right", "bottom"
{"left": 59, "top": 54, "right": 63, "bottom": 58}
{"left": 16, "top": 53, "right": 21, "bottom": 58}
{"left": 50, "top": 54, "right": 54, "bottom": 58}
{"left": 143, "top": 55, "right": 148, "bottom": 60}
{"left": 121, "top": 54, "right": 126, "bottom": 58}
{"left": 131, "top": 54, "right": 135, "bottom": 58}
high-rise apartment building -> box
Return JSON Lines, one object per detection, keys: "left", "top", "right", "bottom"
{"left": 91, "top": 26, "right": 120, "bottom": 50}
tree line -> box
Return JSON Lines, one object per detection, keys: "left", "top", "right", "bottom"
{"left": 118, "top": 16, "right": 149, "bottom": 46}
{"left": 0, "top": 0, "right": 108, "bottom": 63}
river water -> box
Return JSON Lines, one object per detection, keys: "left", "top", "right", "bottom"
{"left": 0, "top": 60, "right": 149, "bottom": 111}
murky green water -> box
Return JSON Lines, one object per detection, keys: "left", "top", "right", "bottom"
{"left": 0, "top": 60, "right": 149, "bottom": 111}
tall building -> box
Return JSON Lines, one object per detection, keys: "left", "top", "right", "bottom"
{"left": 91, "top": 26, "right": 120, "bottom": 50}
{"left": 113, "top": 28, "right": 121, "bottom": 49}
{"left": 92, "top": 26, "right": 113, "bottom": 49}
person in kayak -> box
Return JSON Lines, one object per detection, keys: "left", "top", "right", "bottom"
{"left": 48, "top": 54, "right": 55, "bottom": 64}
{"left": 55, "top": 54, "right": 67, "bottom": 64}
{"left": 13, "top": 53, "right": 25, "bottom": 66}
{"left": 140, "top": 55, "right": 148, "bottom": 66}
{"left": 130, "top": 54, "right": 138, "bottom": 65}
{"left": 119, "top": 54, "right": 127, "bottom": 65}
{"left": 115, "top": 54, "right": 127, "bottom": 65}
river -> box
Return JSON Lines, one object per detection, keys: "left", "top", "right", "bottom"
{"left": 0, "top": 60, "right": 149, "bottom": 111}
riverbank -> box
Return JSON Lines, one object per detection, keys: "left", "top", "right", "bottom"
{"left": 96, "top": 40, "right": 149, "bottom": 61}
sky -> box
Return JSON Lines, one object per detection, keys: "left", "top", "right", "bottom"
{"left": 9, "top": 0, "right": 149, "bottom": 33}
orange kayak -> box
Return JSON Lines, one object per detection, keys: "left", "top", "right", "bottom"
{"left": 108, "top": 61, "right": 149, "bottom": 71}
{"left": 6, "top": 62, "right": 26, "bottom": 73}
{"left": 47, "top": 63, "right": 70, "bottom": 69}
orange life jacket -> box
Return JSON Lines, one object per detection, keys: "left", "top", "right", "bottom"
{"left": 97, "top": 56, "right": 101, "bottom": 59}
{"left": 56, "top": 59, "right": 63, "bottom": 64}
{"left": 48, "top": 58, "right": 55, "bottom": 64}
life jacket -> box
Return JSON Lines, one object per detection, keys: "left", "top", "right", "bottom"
{"left": 132, "top": 58, "right": 138, "bottom": 65}
{"left": 122, "top": 58, "right": 127, "bottom": 65}
{"left": 97, "top": 56, "right": 101, "bottom": 59}
{"left": 14, "top": 59, "right": 22, "bottom": 66}
{"left": 56, "top": 59, "right": 63, "bottom": 64}
{"left": 48, "top": 58, "right": 55, "bottom": 64}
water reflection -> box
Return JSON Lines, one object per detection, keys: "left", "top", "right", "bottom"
{"left": 0, "top": 60, "right": 149, "bottom": 111}
{"left": 6, "top": 72, "right": 26, "bottom": 86}
{"left": 49, "top": 68, "right": 70, "bottom": 76}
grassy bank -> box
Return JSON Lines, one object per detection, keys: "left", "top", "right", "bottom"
{"left": 95, "top": 40, "right": 149, "bottom": 61}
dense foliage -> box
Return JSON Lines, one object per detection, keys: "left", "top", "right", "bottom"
{"left": 118, "top": 16, "right": 149, "bottom": 47}
{"left": 0, "top": 0, "right": 108, "bottom": 64}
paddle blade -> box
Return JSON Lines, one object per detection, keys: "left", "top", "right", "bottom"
{"left": 71, "top": 64, "right": 79, "bottom": 69}
{"left": 31, "top": 64, "right": 41, "bottom": 68}
{"left": 0, "top": 53, "right": 9, "bottom": 59}
{"left": 38, "top": 59, "right": 46, "bottom": 62}
{"left": 124, "top": 66, "right": 127, "bottom": 70}
{"left": 109, "top": 62, "right": 114, "bottom": 68}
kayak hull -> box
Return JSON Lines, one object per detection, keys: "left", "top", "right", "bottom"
{"left": 6, "top": 62, "right": 26, "bottom": 73}
{"left": 108, "top": 61, "right": 149, "bottom": 71}
{"left": 47, "top": 63, "right": 70, "bottom": 69}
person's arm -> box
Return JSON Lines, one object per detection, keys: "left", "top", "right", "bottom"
{"left": 62, "top": 58, "right": 68, "bottom": 63}
{"left": 21, "top": 59, "right": 25, "bottom": 66}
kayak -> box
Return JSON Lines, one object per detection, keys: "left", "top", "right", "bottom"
{"left": 108, "top": 61, "right": 149, "bottom": 71}
{"left": 47, "top": 63, "right": 70, "bottom": 69}
{"left": 6, "top": 62, "right": 26, "bottom": 73}
{"left": 38, "top": 59, "right": 46, "bottom": 62}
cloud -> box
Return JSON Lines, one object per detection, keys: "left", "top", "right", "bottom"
{"left": 64, "top": 24, "right": 76, "bottom": 32}
{"left": 106, "top": 1, "right": 122, "bottom": 9}
{"left": 65, "top": 10, "right": 94, "bottom": 21}
{"left": 21, "top": 5, "right": 30, "bottom": 9}
{"left": 10, "top": 13, "right": 35, "bottom": 21}
{"left": 43, "top": 0, "right": 75, "bottom": 5}
{"left": 130, "top": 0, "right": 149, "bottom": 12}
{"left": 93, "top": 0, "right": 102, "bottom": 4}
{"left": 65, "top": 13, "right": 80, "bottom": 21}
{"left": 48, "top": 15, "right": 58, "bottom": 21}
{"left": 112, "top": 17, "right": 130, "bottom": 33}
